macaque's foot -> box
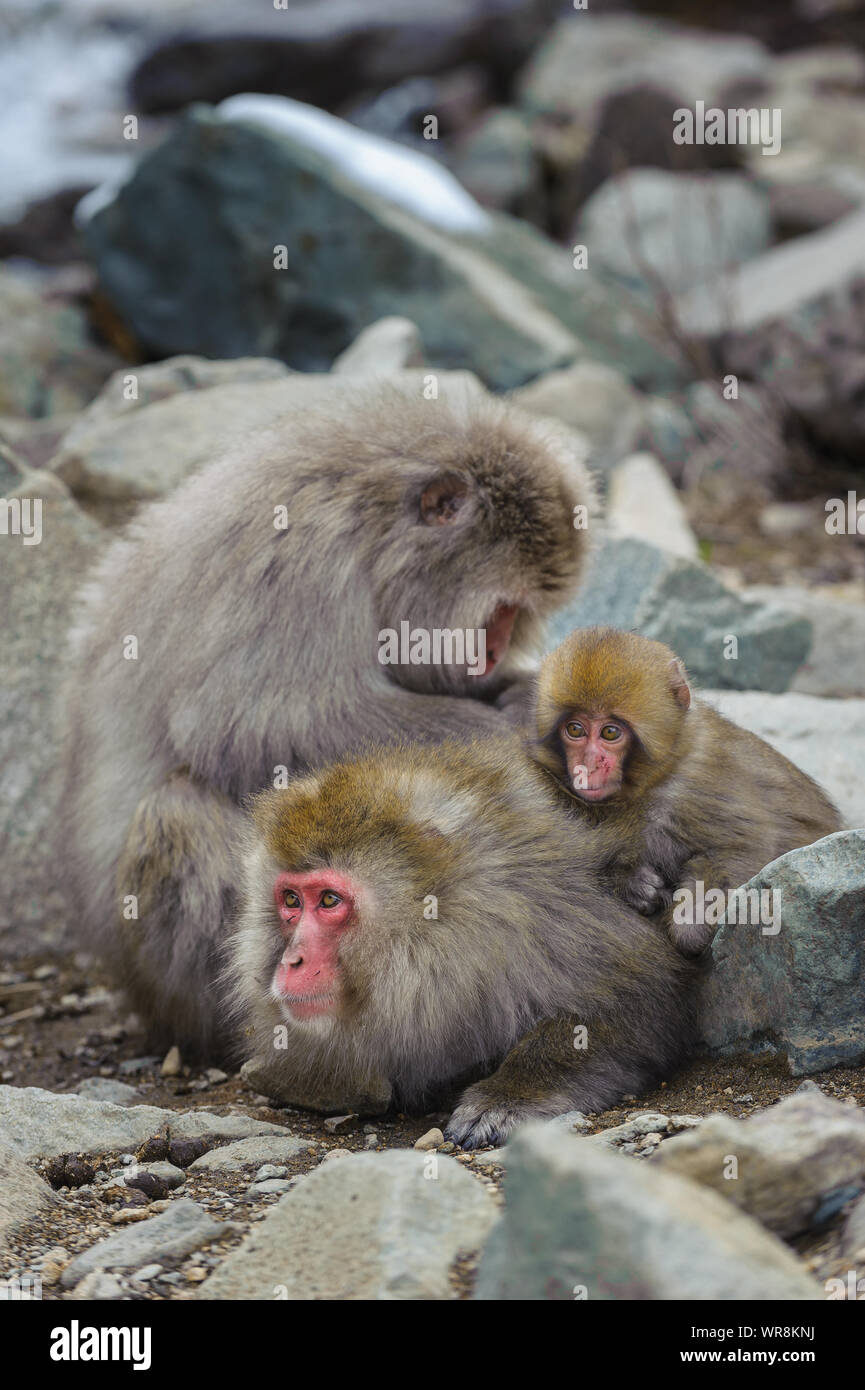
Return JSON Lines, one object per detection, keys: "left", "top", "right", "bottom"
{"left": 444, "top": 1087, "right": 537, "bottom": 1150}
{"left": 668, "top": 919, "right": 719, "bottom": 958}
{"left": 622, "top": 865, "right": 670, "bottom": 915}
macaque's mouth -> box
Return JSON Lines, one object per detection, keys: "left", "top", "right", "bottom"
{"left": 482, "top": 603, "right": 519, "bottom": 675}
{"left": 282, "top": 993, "right": 337, "bottom": 1021}
{"left": 573, "top": 783, "right": 620, "bottom": 803}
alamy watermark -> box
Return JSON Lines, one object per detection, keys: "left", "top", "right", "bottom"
{"left": 672, "top": 882, "right": 781, "bottom": 934}
{"left": 673, "top": 102, "right": 782, "bottom": 157}
{"left": 378, "top": 623, "right": 488, "bottom": 677}
{"left": 0, "top": 497, "right": 42, "bottom": 545}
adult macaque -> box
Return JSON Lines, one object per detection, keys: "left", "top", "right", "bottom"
{"left": 532, "top": 627, "right": 842, "bottom": 955}
{"left": 60, "top": 386, "right": 595, "bottom": 1053}
{"left": 231, "top": 737, "right": 697, "bottom": 1148}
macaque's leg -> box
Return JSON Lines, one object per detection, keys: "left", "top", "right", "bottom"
{"left": 445, "top": 1013, "right": 665, "bottom": 1150}
{"left": 115, "top": 770, "right": 243, "bottom": 1058}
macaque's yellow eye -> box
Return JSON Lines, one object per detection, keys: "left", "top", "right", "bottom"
{"left": 564, "top": 721, "right": 585, "bottom": 739}
{"left": 320, "top": 890, "right": 342, "bottom": 909}
{"left": 601, "top": 725, "right": 622, "bottom": 741}
{"left": 282, "top": 889, "right": 301, "bottom": 909}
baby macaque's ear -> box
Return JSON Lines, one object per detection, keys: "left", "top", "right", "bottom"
{"left": 668, "top": 658, "right": 691, "bottom": 711}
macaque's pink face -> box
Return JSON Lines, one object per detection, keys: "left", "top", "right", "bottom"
{"left": 560, "top": 713, "right": 633, "bottom": 802}
{"left": 272, "top": 870, "right": 356, "bottom": 1020}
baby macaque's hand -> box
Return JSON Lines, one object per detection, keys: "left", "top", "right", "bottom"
{"left": 621, "top": 865, "right": 670, "bottom": 915}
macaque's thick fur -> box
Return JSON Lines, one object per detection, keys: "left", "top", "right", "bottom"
{"left": 231, "top": 737, "right": 698, "bottom": 1148}
{"left": 533, "top": 627, "right": 842, "bottom": 954}
{"left": 59, "top": 386, "right": 595, "bottom": 1054}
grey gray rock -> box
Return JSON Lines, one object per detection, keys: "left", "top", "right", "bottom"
{"left": 703, "top": 692, "right": 865, "bottom": 829}
{"left": 79, "top": 354, "right": 291, "bottom": 424}
{"left": 451, "top": 106, "right": 540, "bottom": 216}
{"left": 841, "top": 1192, "right": 865, "bottom": 1257}
{"left": 699, "top": 831, "right": 865, "bottom": 1073}
{"left": 676, "top": 208, "right": 865, "bottom": 340}
{"left": 544, "top": 1111, "right": 591, "bottom": 1135}
{"left": 124, "top": 1162, "right": 185, "bottom": 1190}
{"left": 0, "top": 264, "right": 120, "bottom": 417}
{"left": 75, "top": 1078, "right": 141, "bottom": 1105}
{"left": 253, "top": 1164, "right": 287, "bottom": 1182}
{"left": 198, "top": 1150, "right": 497, "bottom": 1300}
{"left": 188, "top": 1136, "right": 317, "bottom": 1173}
{"left": 586, "top": 1113, "right": 672, "bottom": 1148}
{"left": 81, "top": 101, "right": 580, "bottom": 391}
{"left": 547, "top": 535, "right": 812, "bottom": 692}
{"left": 0, "top": 462, "right": 104, "bottom": 957}
{"left": 575, "top": 169, "right": 770, "bottom": 296}
{"left": 511, "top": 360, "right": 642, "bottom": 473}
{"left": 519, "top": 15, "right": 769, "bottom": 120}
{"left": 248, "top": 1179, "right": 292, "bottom": 1195}
{"left": 0, "top": 1085, "right": 286, "bottom": 1161}
{"left": 60, "top": 1198, "right": 231, "bottom": 1288}
{"left": 746, "top": 587, "right": 865, "bottom": 700}
{"left": 653, "top": 1092, "right": 865, "bottom": 1238}
{"left": 52, "top": 368, "right": 484, "bottom": 502}
{"left": 0, "top": 1141, "right": 58, "bottom": 1248}
{"left": 68, "top": 1270, "right": 125, "bottom": 1300}
{"left": 475, "top": 1123, "right": 819, "bottom": 1301}
{"left": 606, "top": 453, "right": 698, "bottom": 558}
{"left": 331, "top": 317, "right": 424, "bottom": 375}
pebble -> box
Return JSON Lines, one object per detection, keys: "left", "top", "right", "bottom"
{"left": 248, "top": 1178, "right": 292, "bottom": 1195}
{"left": 70, "top": 1271, "right": 125, "bottom": 1300}
{"left": 133, "top": 1263, "right": 163, "bottom": 1281}
{"left": 323, "top": 1113, "right": 356, "bottom": 1132}
{"left": 125, "top": 1161, "right": 185, "bottom": 1190}
{"left": 414, "top": 1127, "right": 444, "bottom": 1151}
{"left": 320, "top": 1149, "right": 352, "bottom": 1163}
{"left": 253, "top": 1164, "right": 287, "bottom": 1182}
{"left": 160, "top": 1045, "right": 182, "bottom": 1077}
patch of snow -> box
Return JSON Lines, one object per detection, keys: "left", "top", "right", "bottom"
{"left": 219, "top": 93, "right": 490, "bottom": 236}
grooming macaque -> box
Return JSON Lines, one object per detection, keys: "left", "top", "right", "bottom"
{"left": 60, "top": 386, "right": 595, "bottom": 1053}
{"left": 533, "top": 627, "right": 842, "bottom": 955}
{"left": 231, "top": 737, "right": 697, "bottom": 1148}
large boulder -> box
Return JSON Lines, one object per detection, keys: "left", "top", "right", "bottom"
{"left": 474, "top": 1123, "right": 819, "bottom": 1300}
{"left": 705, "top": 692, "right": 865, "bottom": 829}
{"left": 0, "top": 456, "right": 104, "bottom": 956}
{"left": 653, "top": 1091, "right": 865, "bottom": 1238}
{"left": 699, "top": 830, "right": 865, "bottom": 1074}
{"left": 548, "top": 534, "right": 812, "bottom": 692}
{"left": 198, "top": 1150, "right": 498, "bottom": 1300}
{"left": 80, "top": 96, "right": 689, "bottom": 392}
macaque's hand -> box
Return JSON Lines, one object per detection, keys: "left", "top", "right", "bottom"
{"left": 620, "top": 865, "right": 671, "bottom": 916}
{"left": 444, "top": 1085, "right": 536, "bottom": 1150}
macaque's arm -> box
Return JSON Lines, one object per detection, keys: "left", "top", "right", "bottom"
{"left": 445, "top": 1013, "right": 649, "bottom": 1150}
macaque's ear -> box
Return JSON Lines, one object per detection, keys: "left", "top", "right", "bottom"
{"left": 668, "top": 658, "right": 691, "bottom": 711}
{"left": 419, "top": 473, "right": 470, "bottom": 526}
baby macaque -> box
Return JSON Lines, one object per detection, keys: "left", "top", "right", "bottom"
{"left": 533, "top": 627, "right": 842, "bottom": 955}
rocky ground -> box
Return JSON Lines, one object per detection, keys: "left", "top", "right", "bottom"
{"left": 1, "top": 951, "right": 864, "bottom": 1299}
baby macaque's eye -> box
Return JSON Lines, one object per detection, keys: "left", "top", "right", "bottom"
{"left": 282, "top": 889, "right": 301, "bottom": 909}
{"left": 601, "top": 725, "right": 623, "bottom": 741}
{"left": 320, "top": 890, "right": 342, "bottom": 909}
{"left": 564, "top": 721, "right": 585, "bottom": 739}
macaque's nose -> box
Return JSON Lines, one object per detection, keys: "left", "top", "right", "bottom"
{"left": 285, "top": 950, "right": 304, "bottom": 968}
